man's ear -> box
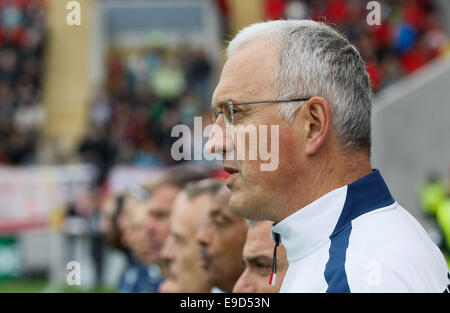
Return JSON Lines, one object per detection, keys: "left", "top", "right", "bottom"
{"left": 300, "top": 97, "right": 332, "bottom": 156}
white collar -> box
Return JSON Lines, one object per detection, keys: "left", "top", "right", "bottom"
{"left": 271, "top": 169, "right": 394, "bottom": 262}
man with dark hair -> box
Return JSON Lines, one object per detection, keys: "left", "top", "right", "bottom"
{"left": 196, "top": 185, "right": 248, "bottom": 292}
{"left": 233, "top": 220, "right": 288, "bottom": 293}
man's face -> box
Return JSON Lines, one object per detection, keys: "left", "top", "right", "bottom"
{"left": 128, "top": 202, "right": 154, "bottom": 265}
{"left": 206, "top": 38, "right": 303, "bottom": 221}
{"left": 196, "top": 187, "right": 248, "bottom": 292}
{"left": 164, "top": 191, "right": 213, "bottom": 292}
{"left": 119, "top": 195, "right": 140, "bottom": 248}
{"left": 100, "top": 195, "right": 115, "bottom": 242}
{"left": 145, "top": 184, "right": 180, "bottom": 262}
{"left": 233, "top": 221, "right": 288, "bottom": 293}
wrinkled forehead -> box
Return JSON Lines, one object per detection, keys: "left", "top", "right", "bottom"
{"left": 212, "top": 38, "right": 279, "bottom": 109}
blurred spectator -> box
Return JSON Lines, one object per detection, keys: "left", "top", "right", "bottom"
{"left": 233, "top": 220, "right": 288, "bottom": 293}
{"left": 100, "top": 193, "right": 126, "bottom": 250}
{"left": 78, "top": 125, "right": 116, "bottom": 186}
{"left": 186, "top": 47, "right": 212, "bottom": 109}
{"left": 420, "top": 171, "right": 447, "bottom": 217}
{"left": 159, "top": 179, "right": 222, "bottom": 293}
{"left": 144, "top": 165, "right": 210, "bottom": 275}
{"left": 420, "top": 171, "right": 450, "bottom": 258}
{"left": 196, "top": 185, "right": 248, "bottom": 292}
{"left": 88, "top": 191, "right": 105, "bottom": 289}
{"left": 116, "top": 193, "right": 160, "bottom": 293}
{"left": 86, "top": 42, "right": 214, "bottom": 170}
{"left": 436, "top": 188, "right": 450, "bottom": 255}
{"left": 436, "top": 186, "right": 450, "bottom": 258}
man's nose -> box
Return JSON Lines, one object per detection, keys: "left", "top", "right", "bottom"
{"left": 232, "top": 270, "right": 256, "bottom": 293}
{"left": 146, "top": 217, "right": 156, "bottom": 235}
{"left": 160, "top": 235, "right": 175, "bottom": 260}
{"left": 196, "top": 220, "right": 211, "bottom": 246}
{"left": 205, "top": 116, "right": 234, "bottom": 156}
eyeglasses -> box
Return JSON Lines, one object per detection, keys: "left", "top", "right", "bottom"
{"left": 212, "top": 97, "right": 311, "bottom": 125}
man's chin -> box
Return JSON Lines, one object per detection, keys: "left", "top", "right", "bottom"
{"left": 229, "top": 192, "right": 270, "bottom": 221}
{"left": 229, "top": 192, "right": 254, "bottom": 219}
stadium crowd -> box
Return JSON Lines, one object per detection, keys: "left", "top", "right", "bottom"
{"left": 264, "top": 0, "right": 449, "bottom": 91}
{"left": 0, "top": 0, "right": 46, "bottom": 165}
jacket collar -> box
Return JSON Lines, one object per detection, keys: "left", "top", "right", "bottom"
{"left": 271, "top": 169, "right": 394, "bottom": 263}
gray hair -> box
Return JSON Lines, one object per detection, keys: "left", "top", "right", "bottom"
{"left": 227, "top": 20, "right": 373, "bottom": 152}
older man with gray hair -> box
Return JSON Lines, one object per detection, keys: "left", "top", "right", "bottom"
{"left": 206, "top": 20, "right": 449, "bottom": 292}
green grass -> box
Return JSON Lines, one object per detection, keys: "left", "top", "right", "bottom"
{"left": 61, "top": 285, "right": 115, "bottom": 293}
{"left": 0, "top": 279, "right": 115, "bottom": 293}
{"left": 0, "top": 278, "right": 47, "bottom": 293}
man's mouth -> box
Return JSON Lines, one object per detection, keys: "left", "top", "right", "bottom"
{"left": 223, "top": 165, "right": 239, "bottom": 175}
{"left": 199, "top": 248, "right": 212, "bottom": 269}
{"left": 148, "top": 241, "right": 161, "bottom": 252}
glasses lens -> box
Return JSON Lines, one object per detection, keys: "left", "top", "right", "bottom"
{"left": 224, "top": 102, "right": 233, "bottom": 125}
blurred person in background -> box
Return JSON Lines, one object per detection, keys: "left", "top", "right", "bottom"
{"left": 233, "top": 220, "right": 288, "bottom": 293}
{"left": 87, "top": 42, "right": 215, "bottom": 168}
{"left": 117, "top": 193, "right": 163, "bottom": 293}
{"left": 127, "top": 199, "right": 155, "bottom": 265}
{"left": 116, "top": 193, "right": 151, "bottom": 292}
{"left": 419, "top": 171, "right": 449, "bottom": 256}
{"left": 63, "top": 188, "right": 94, "bottom": 265}
{"left": 100, "top": 193, "right": 126, "bottom": 250}
{"left": 196, "top": 185, "right": 248, "bottom": 292}
{"left": 87, "top": 188, "right": 105, "bottom": 289}
{"left": 159, "top": 179, "right": 222, "bottom": 293}
{"left": 144, "top": 165, "right": 210, "bottom": 276}
{"left": 436, "top": 187, "right": 450, "bottom": 262}
{"left": 420, "top": 171, "right": 448, "bottom": 217}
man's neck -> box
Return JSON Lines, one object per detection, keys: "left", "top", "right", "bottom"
{"left": 276, "top": 151, "right": 372, "bottom": 223}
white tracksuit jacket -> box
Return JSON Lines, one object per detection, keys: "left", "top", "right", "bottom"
{"left": 272, "top": 169, "right": 450, "bottom": 292}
